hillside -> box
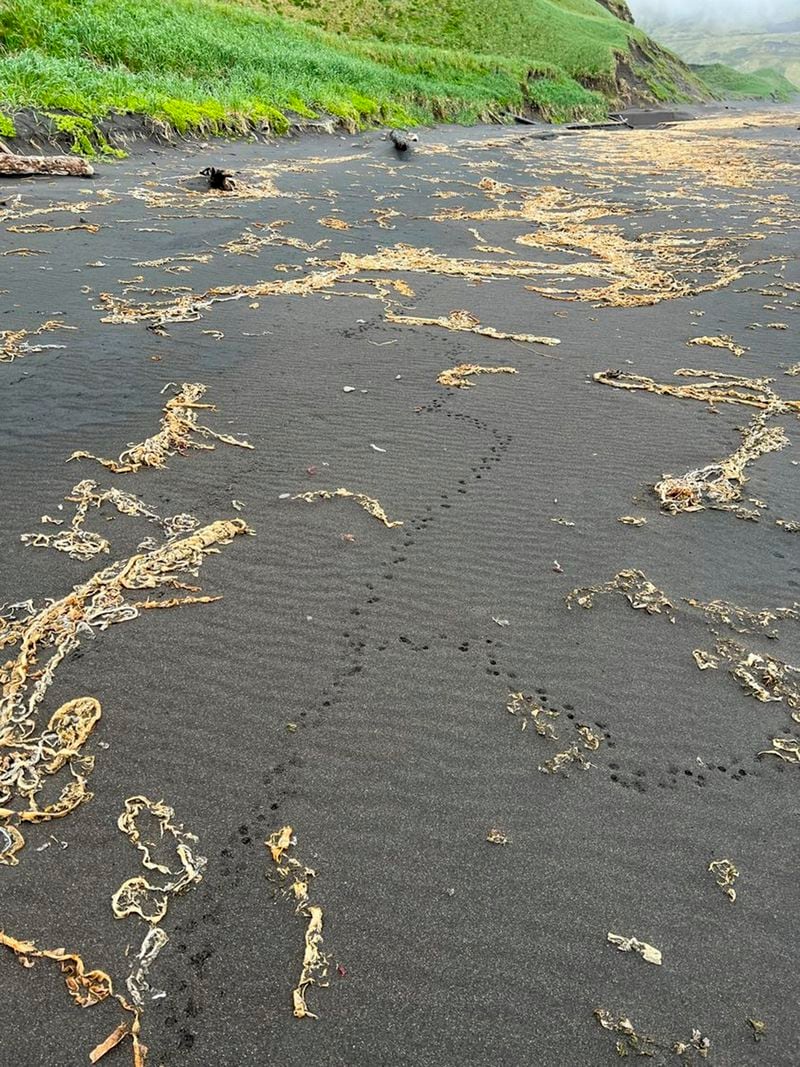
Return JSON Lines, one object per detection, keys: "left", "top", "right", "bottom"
{"left": 692, "top": 63, "right": 799, "bottom": 103}
{"left": 630, "top": 0, "right": 800, "bottom": 89}
{"left": 0, "top": 0, "right": 709, "bottom": 153}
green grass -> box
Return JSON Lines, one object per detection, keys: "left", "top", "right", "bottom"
{"left": 691, "top": 63, "right": 799, "bottom": 102}
{"left": 0, "top": 0, "right": 702, "bottom": 152}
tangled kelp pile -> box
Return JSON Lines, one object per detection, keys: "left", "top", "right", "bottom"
{"left": 384, "top": 308, "right": 560, "bottom": 347}
{"left": 0, "top": 931, "right": 145, "bottom": 1065}
{"left": 594, "top": 369, "right": 799, "bottom": 516}
{"left": 112, "top": 796, "right": 206, "bottom": 924}
{"left": 69, "top": 383, "right": 253, "bottom": 473}
{"left": 21, "top": 479, "right": 198, "bottom": 561}
{"left": 266, "top": 826, "right": 329, "bottom": 1019}
{"left": 437, "top": 363, "right": 518, "bottom": 389}
{"left": 291, "top": 488, "right": 402, "bottom": 529}
{"left": 688, "top": 335, "right": 747, "bottom": 358}
{"left": 0, "top": 519, "right": 250, "bottom": 864}
{"left": 0, "top": 322, "right": 73, "bottom": 364}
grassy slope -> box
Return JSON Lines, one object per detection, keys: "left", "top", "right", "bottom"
{"left": 0, "top": 0, "right": 704, "bottom": 151}
{"left": 691, "top": 63, "right": 799, "bottom": 103}
{"left": 648, "top": 27, "right": 800, "bottom": 90}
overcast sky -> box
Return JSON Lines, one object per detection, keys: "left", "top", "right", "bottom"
{"left": 628, "top": 0, "right": 796, "bottom": 24}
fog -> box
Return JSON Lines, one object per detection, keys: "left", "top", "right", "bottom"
{"left": 628, "top": 0, "right": 797, "bottom": 26}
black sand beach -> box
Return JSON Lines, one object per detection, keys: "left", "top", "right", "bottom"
{"left": 1, "top": 107, "right": 799, "bottom": 1065}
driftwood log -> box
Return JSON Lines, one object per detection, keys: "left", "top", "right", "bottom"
{"left": 0, "top": 154, "right": 94, "bottom": 177}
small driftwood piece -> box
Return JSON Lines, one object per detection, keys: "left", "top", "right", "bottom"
{"left": 0, "top": 154, "right": 95, "bottom": 177}
{"left": 200, "top": 166, "right": 235, "bottom": 191}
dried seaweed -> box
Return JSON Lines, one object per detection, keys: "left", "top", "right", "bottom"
{"left": 688, "top": 335, "right": 747, "bottom": 358}
{"left": 607, "top": 932, "right": 662, "bottom": 965}
{"left": 757, "top": 737, "right": 800, "bottom": 763}
{"left": 708, "top": 858, "right": 738, "bottom": 902}
{"left": 507, "top": 692, "right": 559, "bottom": 738}
{"left": 538, "top": 745, "right": 589, "bottom": 774}
{"left": 593, "top": 1009, "right": 659, "bottom": 1056}
{"left": 0, "top": 931, "right": 145, "bottom": 1065}
{"left": 112, "top": 796, "right": 206, "bottom": 923}
{"left": 384, "top": 308, "right": 560, "bottom": 346}
{"left": 594, "top": 368, "right": 798, "bottom": 516}
{"left": 593, "top": 367, "right": 799, "bottom": 415}
{"left": 69, "top": 383, "right": 252, "bottom": 473}
{"left": 292, "top": 488, "right": 402, "bottom": 528}
{"left": 318, "top": 216, "right": 349, "bottom": 230}
{"left": 618, "top": 516, "right": 647, "bottom": 526}
{"left": 655, "top": 412, "right": 787, "bottom": 516}
{"left": 776, "top": 519, "right": 800, "bottom": 532}
{"left": 1, "top": 326, "right": 68, "bottom": 364}
{"left": 594, "top": 1008, "right": 710, "bottom": 1060}
{"left": 21, "top": 479, "right": 198, "bottom": 561}
{"left": 0, "top": 520, "right": 250, "bottom": 859}
{"left": 437, "top": 363, "right": 518, "bottom": 389}
{"left": 747, "top": 1018, "right": 766, "bottom": 1041}
{"left": 265, "top": 826, "right": 329, "bottom": 1019}
{"left": 486, "top": 829, "right": 509, "bottom": 845}
{"left": 566, "top": 569, "right": 675, "bottom": 620}
{"left": 712, "top": 638, "right": 800, "bottom": 714}
{"left": 126, "top": 927, "right": 168, "bottom": 1008}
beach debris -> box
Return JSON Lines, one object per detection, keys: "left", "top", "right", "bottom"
{"left": 552, "top": 560, "right": 564, "bottom": 573}
{"left": 486, "top": 829, "right": 509, "bottom": 845}
{"left": 384, "top": 308, "right": 560, "bottom": 346}
{"left": 593, "top": 1009, "right": 659, "bottom": 1057}
{"left": 69, "top": 382, "right": 252, "bottom": 473}
{"left": 112, "top": 796, "right": 207, "bottom": 924}
{"left": 655, "top": 412, "right": 787, "bottom": 517}
{"left": 507, "top": 692, "right": 559, "bottom": 739}
{"left": 342, "top": 386, "right": 355, "bottom": 393}
{"left": 747, "top": 1018, "right": 766, "bottom": 1041}
{"left": 0, "top": 154, "right": 94, "bottom": 177}
{"left": 577, "top": 725, "right": 602, "bottom": 750}
{"left": 318, "top": 216, "right": 350, "bottom": 230}
{"left": 7, "top": 222, "right": 98, "bottom": 234}
{"left": 594, "top": 1008, "right": 710, "bottom": 1060}
{"left": 685, "top": 597, "right": 798, "bottom": 638}
{"left": 0, "top": 931, "right": 145, "bottom": 1065}
{"left": 618, "top": 516, "right": 647, "bottom": 526}
{"left": 712, "top": 639, "right": 800, "bottom": 712}
{"left": 593, "top": 367, "right": 799, "bottom": 414}
{"left": 692, "top": 649, "right": 719, "bottom": 670}
{"left": 708, "top": 858, "right": 739, "bottom": 902}
{"left": 200, "top": 166, "right": 235, "bottom": 191}
{"left": 437, "top": 363, "right": 518, "bottom": 389}
{"left": 291, "top": 488, "right": 402, "bottom": 528}
{"left": 566, "top": 569, "right": 675, "bottom": 620}
{"left": 0, "top": 520, "right": 249, "bottom": 859}
{"left": 492, "top": 616, "right": 510, "bottom": 627}
{"left": 389, "top": 129, "right": 418, "bottom": 153}
{"left": 538, "top": 745, "right": 589, "bottom": 774}
{"left": 1, "top": 326, "right": 67, "bottom": 363}
{"left": 673, "top": 1029, "right": 711, "bottom": 1059}
{"left": 369, "top": 443, "right": 386, "bottom": 453}
{"left": 265, "top": 826, "right": 329, "bottom": 1019}
{"left": 594, "top": 367, "right": 800, "bottom": 516}
{"left": 757, "top": 737, "right": 800, "bottom": 763}
{"left": 551, "top": 517, "right": 575, "bottom": 527}
{"left": 126, "top": 927, "right": 168, "bottom": 1008}
{"left": 607, "top": 932, "right": 662, "bottom": 965}
{"left": 21, "top": 479, "right": 198, "bottom": 560}
{"left": 688, "top": 335, "right": 747, "bottom": 357}
{"left": 0, "top": 695, "right": 101, "bottom": 863}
